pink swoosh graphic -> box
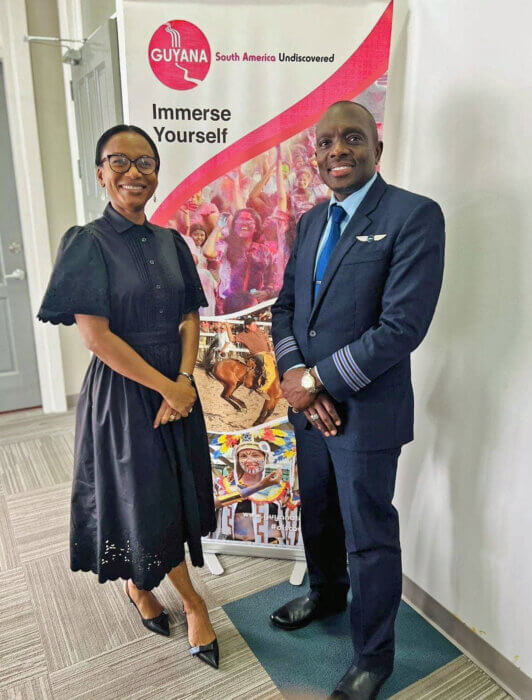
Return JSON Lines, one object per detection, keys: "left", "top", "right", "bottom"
{"left": 152, "top": 1, "right": 393, "bottom": 225}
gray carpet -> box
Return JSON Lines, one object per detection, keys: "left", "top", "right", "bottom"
{"left": 0, "top": 407, "right": 511, "bottom": 699}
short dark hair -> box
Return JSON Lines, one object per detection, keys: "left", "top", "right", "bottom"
{"left": 322, "top": 101, "right": 379, "bottom": 144}
{"left": 95, "top": 124, "right": 160, "bottom": 171}
{"left": 244, "top": 317, "right": 255, "bottom": 327}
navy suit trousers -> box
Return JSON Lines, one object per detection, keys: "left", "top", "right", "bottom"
{"left": 295, "top": 425, "right": 401, "bottom": 671}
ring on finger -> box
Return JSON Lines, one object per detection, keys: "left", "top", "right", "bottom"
{"left": 169, "top": 413, "right": 176, "bottom": 421}
{"left": 310, "top": 412, "right": 319, "bottom": 421}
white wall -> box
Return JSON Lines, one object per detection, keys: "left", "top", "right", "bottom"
{"left": 382, "top": 0, "right": 532, "bottom": 677}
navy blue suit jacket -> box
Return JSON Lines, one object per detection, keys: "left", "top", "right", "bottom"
{"left": 272, "top": 174, "right": 445, "bottom": 450}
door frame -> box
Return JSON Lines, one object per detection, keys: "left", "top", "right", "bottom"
{"left": 0, "top": 0, "right": 67, "bottom": 413}
{"left": 57, "top": 0, "right": 86, "bottom": 225}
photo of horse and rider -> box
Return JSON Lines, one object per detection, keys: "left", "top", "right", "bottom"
{"left": 195, "top": 307, "right": 287, "bottom": 432}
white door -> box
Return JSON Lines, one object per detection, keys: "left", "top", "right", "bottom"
{"left": 71, "top": 18, "right": 123, "bottom": 222}
{"left": 0, "top": 63, "right": 41, "bottom": 412}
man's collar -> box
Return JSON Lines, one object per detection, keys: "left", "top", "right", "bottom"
{"left": 328, "top": 171, "right": 379, "bottom": 220}
{"left": 103, "top": 203, "right": 153, "bottom": 233}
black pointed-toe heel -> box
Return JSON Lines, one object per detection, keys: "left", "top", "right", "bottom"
{"left": 124, "top": 581, "right": 170, "bottom": 637}
{"left": 189, "top": 637, "right": 219, "bottom": 669}
{"left": 183, "top": 607, "right": 219, "bottom": 669}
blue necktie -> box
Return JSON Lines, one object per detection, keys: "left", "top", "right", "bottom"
{"left": 314, "top": 204, "right": 346, "bottom": 301}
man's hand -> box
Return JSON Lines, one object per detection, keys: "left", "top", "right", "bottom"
{"left": 281, "top": 367, "right": 314, "bottom": 411}
{"left": 304, "top": 393, "right": 341, "bottom": 437}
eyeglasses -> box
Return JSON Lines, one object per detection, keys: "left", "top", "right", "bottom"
{"left": 100, "top": 153, "right": 158, "bottom": 175}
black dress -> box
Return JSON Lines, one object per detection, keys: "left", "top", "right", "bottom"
{"left": 38, "top": 204, "right": 216, "bottom": 590}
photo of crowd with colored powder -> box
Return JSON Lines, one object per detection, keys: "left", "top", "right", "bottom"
{"left": 167, "top": 138, "right": 327, "bottom": 316}
{"left": 208, "top": 427, "right": 301, "bottom": 546}
{"left": 159, "top": 77, "right": 387, "bottom": 317}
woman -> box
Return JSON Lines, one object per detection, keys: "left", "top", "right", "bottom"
{"left": 189, "top": 223, "right": 208, "bottom": 252}
{"left": 174, "top": 190, "right": 219, "bottom": 236}
{"left": 38, "top": 125, "right": 219, "bottom": 669}
{"left": 186, "top": 222, "right": 221, "bottom": 317}
{"left": 219, "top": 208, "right": 272, "bottom": 311}
{"left": 290, "top": 166, "right": 316, "bottom": 219}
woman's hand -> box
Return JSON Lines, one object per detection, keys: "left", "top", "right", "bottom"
{"left": 154, "top": 377, "right": 197, "bottom": 428}
{"left": 153, "top": 398, "right": 176, "bottom": 428}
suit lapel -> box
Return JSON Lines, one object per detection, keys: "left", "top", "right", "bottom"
{"left": 309, "top": 174, "right": 388, "bottom": 323}
{"left": 300, "top": 202, "right": 328, "bottom": 320}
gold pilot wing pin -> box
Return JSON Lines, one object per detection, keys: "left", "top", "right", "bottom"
{"left": 356, "top": 234, "right": 387, "bottom": 242}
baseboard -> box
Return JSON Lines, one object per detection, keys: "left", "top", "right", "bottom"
{"left": 66, "top": 394, "right": 79, "bottom": 409}
{"left": 402, "top": 575, "right": 531, "bottom": 699}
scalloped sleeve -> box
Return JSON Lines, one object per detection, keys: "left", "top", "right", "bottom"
{"left": 37, "top": 226, "right": 110, "bottom": 326}
{"left": 172, "top": 231, "right": 208, "bottom": 314}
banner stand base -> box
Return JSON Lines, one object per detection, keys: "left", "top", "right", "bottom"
{"left": 204, "top": 552, "right": 224, "bottom": 576}
{"left": 201, "top": 540, "right": 307, "bottom": 585}
{"left": 289, "top": 560, "right": 307, "bottom": 586}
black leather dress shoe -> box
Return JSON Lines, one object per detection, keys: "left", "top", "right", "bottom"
{"left": 270, "top": 594, "right": 346, "bottom": 630}
{"left": 328, "top": 664, "right": 392, "bottom": 699}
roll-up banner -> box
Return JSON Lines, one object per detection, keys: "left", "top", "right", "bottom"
{"left": 118, "top": 0, "right": 393, "bottom": 559}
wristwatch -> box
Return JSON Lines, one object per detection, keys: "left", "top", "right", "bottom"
{"left": 178, "top": 371, "right": 194, "bottom": 385}
{"left": 301, "top": 368, "right": 319, "bottom": 394}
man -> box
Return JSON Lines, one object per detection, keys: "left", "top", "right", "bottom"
{"left": 271, "top": 101, "right": 445, "bottom": 699}
{"left": 228, "top": 317, "right": 272, "bottom": 354}
{"left": 227, "top": 318, "right": 273, "bottom": 389}
{"left": 203, "top": 322, "right": 233, "bottom": 373}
